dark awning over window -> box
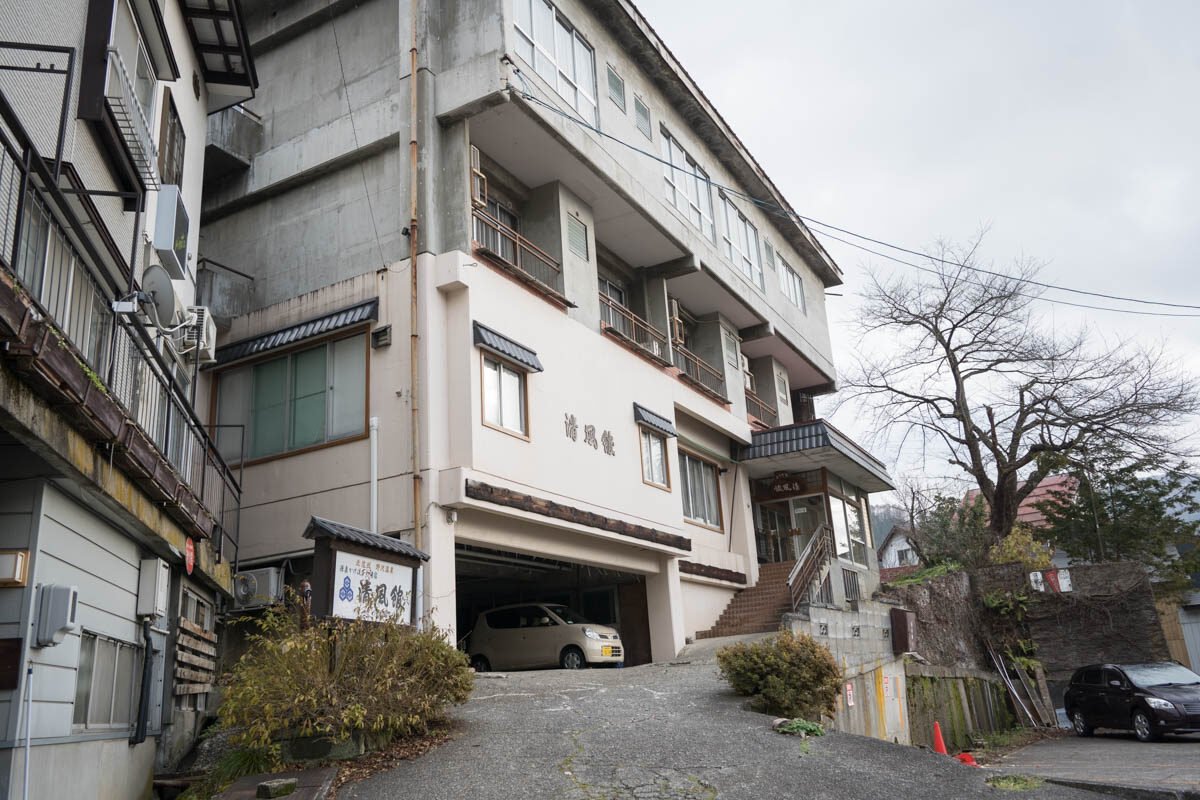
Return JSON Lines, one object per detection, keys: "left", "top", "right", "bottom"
{"left": 213, "top": 299, "right": 377, "bottom": 366}
{"left": 633, "top": 403, "right": 677, "bottom": 438}
{"left": 473, "top": 322, "right": 543, "bottom": 372}
{"left": 303, "top": 516, "right": 429, "bottom": 561}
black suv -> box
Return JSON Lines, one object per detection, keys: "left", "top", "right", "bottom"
{"left": 1064, "top": 662, "right": 1200, "bottom": 742}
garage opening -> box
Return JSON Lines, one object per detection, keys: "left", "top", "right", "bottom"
{"left": 455, "top": 544, "right": 652, "bottom": 666}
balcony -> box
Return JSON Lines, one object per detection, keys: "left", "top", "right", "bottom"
{"left": 598, "top": 293, "right": 670, "bottom": 366}
{"left": 744, "top": 388, "right": 778, "bottom": 428}
{"left": 672, "top": 343, "right": 727, "bottom": 402}
{"left": 204, "top": 104, "right": 262, "bottom": 184}
{"left": 103, "top": 47, "right": 158, "bottom": 188}
{"left": 472, "top": 206, "right": 567, "bottom": 304}
{"left": 0, "top": 90, "right": 237, "bottom": 555}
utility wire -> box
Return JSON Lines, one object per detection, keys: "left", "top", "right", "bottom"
{"left": 507, "top": 74, "right": 1200, "bottom": 316}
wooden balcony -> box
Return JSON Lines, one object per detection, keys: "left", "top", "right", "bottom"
{"left": 598, "top": 293, "right": 671, "bottom": 366}
{"left": 672, "top": 343, "right": 727, "bottom": 402}
{"left": 472, "top": 207, "right": 569, "bottom": 305}
{"left": 745, "top": 388, "right": 778, "bottom": 427}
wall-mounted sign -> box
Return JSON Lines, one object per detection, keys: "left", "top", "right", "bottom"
{"left": 564, "top": 412, "right": 615, "bottom": 456}
{"left": 184, "top": 538, "right": 195, "bottom": 575}
{"left": 845, "top": 682, "right": 855, "bottom": 707}
{"left": 331, "top": 550, "right": 413, "bottom": 621}
{"left": 1029, "top": 569, "right": 1073, "bottom": 593}
{"left": 769, "top": 471, "right": 806, "bottom": 497}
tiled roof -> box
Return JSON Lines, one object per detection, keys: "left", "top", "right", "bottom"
{"left": 633, "top": 403, "right": 677, "bottom": 437}
{"left": 303, "top": 516, "right": 429, "bottom": 561}
{"left": 473, "top": 322, "right": 543, "bottom": 372}
{"left": 965, "top": 474, "right": 1078, "bottom": 529}
{"left": 214, "top": 299, "right": 377, "bottom": 365}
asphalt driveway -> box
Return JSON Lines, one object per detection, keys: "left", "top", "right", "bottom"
{"left": 342, "top": 654, "right": 1105, "bottom": 800}
{"left": 999, "top": 730, "right": 1200, "bottom": 793}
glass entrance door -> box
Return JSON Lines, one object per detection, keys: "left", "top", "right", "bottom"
{"left": 754, "top": 494, "right": 828, "bottom": 562}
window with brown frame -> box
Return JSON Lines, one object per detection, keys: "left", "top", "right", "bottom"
{"left": 214, "top": 332, "right": 368, "bottom": 462}
{"left": 481, "top": 353, "right": 528, "bottom": 437}
{"left": 639, "top": 427, "right": 669, "bottom": 489}
{"left": 158, "top": 88, "right": 185, "bottom": 189}
{"left": 679, "top": 449, "right": 722, "bottom": 529}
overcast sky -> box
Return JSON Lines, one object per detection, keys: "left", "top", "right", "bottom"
{"left": 635, "top": 0, "right": 1200, "bottom": 485}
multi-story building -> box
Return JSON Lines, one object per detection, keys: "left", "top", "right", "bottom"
{"left": 0, "top": 1, "right": 254, "bottom": 796}
{"left": 199, "top": 0, "right": 893, "bottom": 672}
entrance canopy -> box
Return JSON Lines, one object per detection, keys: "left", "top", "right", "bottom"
{"left": 737, "top": 420, "right": 894, "bottom": 493}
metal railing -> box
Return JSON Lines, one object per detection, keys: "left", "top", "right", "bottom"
{"left": 0, "top": 85, "right": 238, "bottom": 556}
{"left": 598, "top": 293, "right": 669, "bottom": 362}
{"left": 672, "top": 342, "right": 726, "bottom": 399}
{"left": 472, "top": 207, "right": 564, "bottom": 297}
{"left": 786, "top": 524, "right": 835, "bottom": 611}
{"left": 745, "top": 388, "right": 778, "bottom": 427}
{"left": 103, "top": 47, "right": 158, "bottom": 187}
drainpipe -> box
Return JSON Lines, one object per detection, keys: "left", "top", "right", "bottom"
{"left": 408, "top": 1, "right": 423, "bottom": 553}
{"left": 129, "top": 619, "right": 154, "bottom": 745}
{"left": 369, "top": 416, "right": 380, "bottom": 533}
{"left": 413, "top": 564, "right": 424, "bottom": 629}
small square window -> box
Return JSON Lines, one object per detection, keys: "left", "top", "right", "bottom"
{"left": 607, "top": 65, "right": 625, "bottom": 111}
{"left": 482, "top": 354, "right": 528, "bottom": 436}
{"left": 634, "top": 96, "right": 651, "bottom": 139}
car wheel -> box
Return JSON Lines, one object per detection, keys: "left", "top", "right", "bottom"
{"left": 1071, "top": 710, "right": 1094, "bottom": 737}
{"left": 470, "top": 655, "right": 490, "bottom": 673}
{"left": 560, "top": 646, "right": 586, "bottom": 670}
{"left": 1133, "top": 710, "right": 1160, "bottom": 742}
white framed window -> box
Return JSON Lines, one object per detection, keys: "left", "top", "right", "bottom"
{"left": 776, "top": 372, "right": 789, "bottom": 405}
{"left": 634, "top": 95, "right": 652, "bottom": 140}
{"left": 661, "top": 129, "right": 715, "bottom": 241}
{"left": 639, "top": 427, "right": 669, "bottom": 488}
{"left": 680, "top": 449, "right": 722, "bottom": 529}
{"left": 606, "top": 64, "right": 625, "bottom": 111}
{"left": 721, "top": 195, "right": 763, "bottom": 289}
{"left": 482, "top": 354, "right": 528, "bottom": 436}
{"left": 513, "top": 0, "right": 598, "bottom": 124}
{"left": 215, "top": 333, "right": 368, "bottom": 462}
{"left": 73, "top": 631, "right": 143, "bottom": 730}
{"left": 778, "top": 257, "right": 806, "bottom": 313}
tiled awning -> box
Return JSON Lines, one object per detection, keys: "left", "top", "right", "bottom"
{"left": 633, "top": 403, "right": 677, "bottom": 438}
{"left": 213, "top": 299, "right": 377, "bottom": 366}
{"left": 303, "top": 516, "right": 429, "bottom": 561}
{"left": 473, "top": 322, "right": 543, "bottom": 372}
{"left": 738, "top": 419, "right": 895, "bottom": 493}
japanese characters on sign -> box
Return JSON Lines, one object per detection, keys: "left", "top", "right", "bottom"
{"left": 845, "top": 682, "right": 855, "bottom": 707}
{"left": 331, "top": 550, "right": 414, "bottom": 622}
{"left": 1029, "top": 568, "right": 1073, "bottom": 593}
{"left": 564, "top": 412, "right": 615, "bottom": 457}
{"left": 769, "top": 471, "right": 806, "bottom": 496}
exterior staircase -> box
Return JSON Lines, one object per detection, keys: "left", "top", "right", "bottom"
{"left": 694, "top": 560, "right": 796, "bottom": 639}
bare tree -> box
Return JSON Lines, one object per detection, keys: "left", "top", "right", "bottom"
{"left": 846, "top": 235, "right": 1199, "bottom": 544}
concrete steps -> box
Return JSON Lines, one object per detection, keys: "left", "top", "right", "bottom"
{"left": 694, "top": 561, "right": 795, "bottom": 640}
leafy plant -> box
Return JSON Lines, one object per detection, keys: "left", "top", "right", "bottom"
{"left": 885, "top": 562, "right": 962, "bottom": 587}
{"left": 716, "top": 629, "right": 841, "bottom": 719}
{"left": 778, "top": 718, "right": 826, "bottom": 737}
{"left": 179, "top": 747, "right": 279, "bottom": 800}
{"left": 981, "top": 590, "right": 1030, "bottom": 620}
{"left": 217, "top": 595, "right": 473, "bottom": 751}
{"left": 987, "top": 774, "right": 1044, "bottom": 791}
{"left": 987, "top": 524, "right": 1053, "bottom": 571}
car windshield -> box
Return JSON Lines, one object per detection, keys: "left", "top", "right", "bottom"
{"left": 1121, "top": 663, "right": 1200, "bottom": 687}
{"left": 546, "top": 605, "right": 590, "bottom": 624}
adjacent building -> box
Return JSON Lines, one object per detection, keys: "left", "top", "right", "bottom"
{"left": 0, "top": 1, "right": 254, "bottom": 796}
{"left": 197, "top": 0, "right": 894, "bottom": 667}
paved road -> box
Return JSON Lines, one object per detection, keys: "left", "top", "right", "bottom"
{"left": 343, "top": 658, "right": 1104, "bottom": 800}
{"left": 1000, "top": 730, "right": 1200, "bottom": 793}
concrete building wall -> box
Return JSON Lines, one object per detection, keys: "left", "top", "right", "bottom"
{"left": 680, "top": 578, "right": 736, "bottom": 639}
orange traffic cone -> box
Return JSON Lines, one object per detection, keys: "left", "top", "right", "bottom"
{"left": 932, "top": 721, "right": 948, "bottom": 755}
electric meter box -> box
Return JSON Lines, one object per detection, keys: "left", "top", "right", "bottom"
{"left": 137, "top": 558, "right": 171, "bottom": 618}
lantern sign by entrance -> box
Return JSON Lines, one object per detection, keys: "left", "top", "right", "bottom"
{"left": 302, "top": 516, "right": 430, "bottom": 624}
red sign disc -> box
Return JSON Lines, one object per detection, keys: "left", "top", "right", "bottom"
{"left": 185, "top": 537, "right": 195, "bottom": 575}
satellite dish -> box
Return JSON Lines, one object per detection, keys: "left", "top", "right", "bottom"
{"left": 233, "top": 573, "right": 258, "bottom": 604}
{"left": 141, "top": 264, "right": 179, "bottom": 328}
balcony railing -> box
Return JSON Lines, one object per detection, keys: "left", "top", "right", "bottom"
{"left": 598, "top": 293, "right": 670, "bottom": 365}
{"left": 672, "top": 342, "right": 726, "bottom": 401}
{"left": 104, "top": 47, "right": 158, "bottom": 188}
{"left": 472, "top": 207, "right": 565, "bottom": 300}
{"left": 745, "top": 388, "right": 778, "bottom": 427}
{"left": 0, "top": 88, "right": 237, "bottom": 557}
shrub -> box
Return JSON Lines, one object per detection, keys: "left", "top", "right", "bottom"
{"left": 218, "top": 597, "right": 473, "bottom": 751}
{"left": 987, "top": 524, "right": 1054, "bottom": 571}
{"left": 716, "top": 629, "right": 841, "bottom": 719}
{"left": 778, "top": 719, "right": 825, "bottom": 737}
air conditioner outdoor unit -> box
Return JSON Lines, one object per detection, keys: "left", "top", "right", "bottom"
{"left": 185, "top": 305, "right": 217, "bottom": 363}
{"left": 153, "top": 185, "right": 190, "bottom": 280}
{"left": 232, "top": 567, "right": 283, "bottom": 611}
{"left": 740, "top": 354, "right": 755, "bottom": 392}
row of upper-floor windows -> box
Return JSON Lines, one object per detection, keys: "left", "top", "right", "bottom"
{"left": 508, "top": 2, "right": 807, "bottom": 316}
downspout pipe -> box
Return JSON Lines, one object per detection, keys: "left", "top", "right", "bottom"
{"left": 129, "top": 619, "right": 154, "bottom": 745}
{"left": 369, "top": 416, "right": 380, "bottom": 533}
{"left": 408, "top": 0, "right": 423, "bottom": 554}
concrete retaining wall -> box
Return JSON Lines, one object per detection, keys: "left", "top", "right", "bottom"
{"left": 904, "top": 663, "right": 1015, "bottom": 753}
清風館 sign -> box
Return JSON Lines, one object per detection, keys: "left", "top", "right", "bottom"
{"left": 331, "top": 550, "right": 414, "bottom": 621}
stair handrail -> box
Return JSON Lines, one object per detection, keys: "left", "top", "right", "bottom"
{"left": 786, "top": 524, "right": 834, "bottom": 612}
